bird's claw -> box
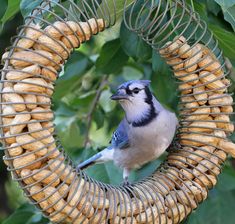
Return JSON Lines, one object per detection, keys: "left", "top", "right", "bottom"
{"left": 122, "top": 177, "right": 131, "bottom": 187}
{"left": 167, "top": 140, "right": 182, "bottom": 152}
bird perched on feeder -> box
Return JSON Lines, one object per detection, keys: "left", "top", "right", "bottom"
{"left": 77, "top": 80, "right": 178, "bottom": 185}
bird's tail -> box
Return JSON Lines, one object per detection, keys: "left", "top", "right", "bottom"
{"left": 77, "top": 147, "right": 114, "bottom": 170}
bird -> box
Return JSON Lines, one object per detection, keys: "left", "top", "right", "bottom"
{"left": 77, "top": 80, "right": 178, "bottom": 185}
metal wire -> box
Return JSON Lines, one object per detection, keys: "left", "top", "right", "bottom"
{"left": 0, "top": 0, "right": 234, "bottom": 223}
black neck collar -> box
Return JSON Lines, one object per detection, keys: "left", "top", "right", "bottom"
{"left": 131, "top": 103, "right": 158, "bottom": 127}
{"left": 126, "top": 86, "right": 158, "bottom": 127}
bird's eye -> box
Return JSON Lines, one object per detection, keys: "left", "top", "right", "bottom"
{"left": 132, "top": 88, "right": 140, "bottom": 94}
{"left": 126, "top": 88, "right": 132, "bottom": 95}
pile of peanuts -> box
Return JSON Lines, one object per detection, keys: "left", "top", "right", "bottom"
{"left": 1, "top": 16, "right": 235, "bottom": 223}
{"left": 155, "top": 35, "right": 235, "bottom": 223}
{"left": 0, "top": 18, "right": 117, "bottom": 223}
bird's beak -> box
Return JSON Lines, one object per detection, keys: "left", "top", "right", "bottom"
{"left": 110, "top": 90, "right": 129, "bottom": 101}
{"left": 77, "top": 153, "right": 102, "bottom": 170}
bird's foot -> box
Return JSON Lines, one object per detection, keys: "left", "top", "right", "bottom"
{"left": 122, "top": 177, "right": 131, "bottom": 187}
{"left": 167, "top": 140, "right": 182, "bottom": 152}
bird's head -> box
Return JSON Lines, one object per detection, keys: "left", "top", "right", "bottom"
{"left": 111, "top": 80, "right": 157, "bottom": 124}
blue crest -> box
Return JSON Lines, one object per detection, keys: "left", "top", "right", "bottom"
{"left": 118, "top": 80, "right": 151, "bottom": 89}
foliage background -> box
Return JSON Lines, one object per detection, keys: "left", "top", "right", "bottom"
{"left": 0, "top": 0, "right": 235, "bottom": 223}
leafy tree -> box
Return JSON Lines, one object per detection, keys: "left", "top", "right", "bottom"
{"left": 0, "top": 0, "right": 235, "bottom": 223}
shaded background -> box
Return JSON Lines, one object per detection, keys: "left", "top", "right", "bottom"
{"left": 0, "top": 0, "right": 235, "bottom": 223}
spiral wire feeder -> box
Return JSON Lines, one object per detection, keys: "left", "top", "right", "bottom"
{"left": 1, "top": 0, "right": 235, "bottom": 223}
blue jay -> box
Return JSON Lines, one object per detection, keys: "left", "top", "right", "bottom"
{"left": 77, "top": 80, "right": 178, "bottom": 184}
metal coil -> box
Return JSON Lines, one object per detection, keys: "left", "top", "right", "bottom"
{"left": 0, "top": 0, "right": 234, "bottom": 223}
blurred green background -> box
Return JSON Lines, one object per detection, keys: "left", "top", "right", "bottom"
{"left": 0, "top": 0, "right": 235, "bottom": 223}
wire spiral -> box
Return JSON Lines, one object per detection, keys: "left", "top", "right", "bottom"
{"left": 1, "top": 0, "right": 234, "bottom": 223}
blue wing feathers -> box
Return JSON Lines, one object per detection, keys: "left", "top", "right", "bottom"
{"left": 110, "top": 119, "right": 130, "bottom": 149}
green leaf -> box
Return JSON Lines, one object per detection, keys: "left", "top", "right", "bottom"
{"left": 1, "top": 0, "right": 20, "bottom": 24}
{"left": 55, "top": 102, "right": 76, "bottom": 117}
{"left": 206, "top": 0, "right": 221, "bottom": 15}
{"left": 20, "top": 0, "right": 42, "bottom": 18}
{"left": 152, "top": 50, "right": 178, "bottom": 110}
{"left": 99, "top": 89, "right": 116, "bottom": 112}
{"left": 61, "top": 51, "right": 91, "bottom": 81}
{"left": 120, "top": 22, "right": 152, "bottom": 61}
{"left": 209, "top": 24, "right": 235, "bottom": 59}
{"left": 122, "top": 66, "right": 143, "bottom": 80}
{"left": 104, "top": 162, "right": 123, "bottom": 185}
{"left": 193, "top": 1, "right": 208, "bottom": 21}
{"left": 184, "top": 189, "right": 235, "bottom": 224}
{"left": 152, "top": 50, "right": 166, "bottom": 73}
{"left": 55, "top": 116, "right": 84, "bottom": 148}
{"left": 214, "top": 0, "right": 235, "bottom": 9}
{"left": 96, "top": 38, "right": 129, "bottom": 74}
{"left": 97, "top": 0, "right": 135, "bottom": 21}
{"left": 133, "top": 158, "right": 163, "bottom": 182}
{"left": 68, "top": 90, "right": 96, "bottom": 112}
{"left": 223, "top": 5, "right": 235, "bottom": 31}
{"left": 5, "top": 179, "right": 26, "bottom": 209}
{"left": 93, "top": 109, "right": 105, "bottom": 129}
{"left": 86, "top": 163, "right": 111, "bottom": 183}
{"left": 217, "top": 164, "right": 235, "bottom": 191}
{"left": 53, "top": 51, "right": 92, "bottom": 100}
{"left": 0, "top": 0, "right": 7, "bottom": 20}
{"left": 3, "top": 203, "right": 49, "bottom": 224}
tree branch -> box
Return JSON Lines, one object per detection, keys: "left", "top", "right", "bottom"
{"left": 83, "top": 75, "right": 108, "bottom": 148}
